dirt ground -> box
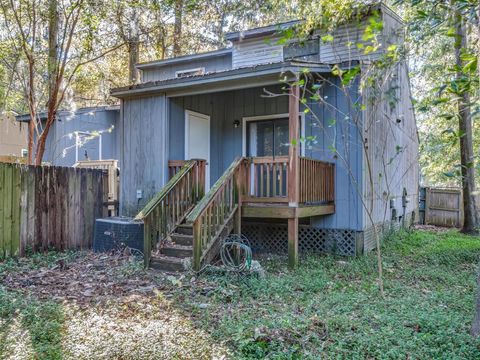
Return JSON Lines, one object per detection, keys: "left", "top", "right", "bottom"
{"left": 0, "top": 251, "right": 231, "bottom": 359}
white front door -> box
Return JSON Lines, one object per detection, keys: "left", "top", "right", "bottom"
{"left": 185, "top": 110, "right": 210, "bottom": 189}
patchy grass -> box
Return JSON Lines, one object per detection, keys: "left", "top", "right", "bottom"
{"left": 177, "top": 229, "right": 480, "bottom": 359}
{"left": 0, "top": 230, "right": 480, "bottom": 359}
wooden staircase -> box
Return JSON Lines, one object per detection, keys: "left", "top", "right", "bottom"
{"left": 150, "top": 223, "right": 194, "bottom": 272}
{"left": 136, "top": 157, "right": 245, "bottom": 272}
{"left": 136, "top": 156, "right": 335, "bottom": 272}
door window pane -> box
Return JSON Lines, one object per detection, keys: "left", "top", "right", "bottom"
{"left": 255, "top": 121, "right": 274, "bottom": 157}
{"left": 274, "top": 119, "right": 289, "bottom": 156}
{"left": 248, "top": 118, "right": 290, "bottom": 157}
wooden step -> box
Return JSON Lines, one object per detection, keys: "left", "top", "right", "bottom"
{"left": 150, "top": 255, "right": 185, "bottom": 272}
{"left": 171, "top": 233, "right": 193, "bottom": 246}
{"left": 176, "top": 224, "right": 193, "bottom": 235}
{"left": 161, "top": 244, "right": 193, "bottom": 258}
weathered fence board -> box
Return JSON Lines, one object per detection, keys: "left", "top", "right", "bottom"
{"left": 74, "top": 160, "right": 119, "bottom": 215}
{"left": 0, "top": 163, "right": 108, "bottom": 258}
{"left": 422, "top": 187, "right": 480, "bottom": 228}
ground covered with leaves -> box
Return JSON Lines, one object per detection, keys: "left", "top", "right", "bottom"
{"left": 1, "top": 229, "right": 480, "bottom": 359}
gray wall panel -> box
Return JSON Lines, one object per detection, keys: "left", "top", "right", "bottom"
{"left": 120, "top": 95, "right": 167, "bottom": 215}
{"left": 142, "top": 55, "right": 232, "bottom": 82}
{"left": 42, "top": 108, "right": 119, "bottom": 167}
{"left": 167, "top": 82, "right": 364, "bottom": 231}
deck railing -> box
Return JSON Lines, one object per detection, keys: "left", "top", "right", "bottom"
{"left": 186, "top": 157, "right": 246, "bottom": 271}
{"left": 244, "top": 156, "right": 334, "bottom": 204}
{"left": 299, "top": 157, "right": 335, "bottom": 204}
{"left": 246, "top": 156, "right": 289, "bottom": 202}
{"left": 168, "top": 160, "right": 187, "bottom": 179}
{"left": 135, "top": 159, "right": 206, "bottom": 266}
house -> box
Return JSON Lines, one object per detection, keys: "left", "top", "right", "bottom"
{"left": 0, "top": 112, "right": 27, "bottom": 160}
{"left": 111, "top": 3, "right": 419, "bottom": 271}
{"left": 16, "top": 106, "right": 120, "bottom": 167}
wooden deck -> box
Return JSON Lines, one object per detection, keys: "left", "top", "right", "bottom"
{"left": 140, "top": 158, "right": 334, "bottom": 271}
{"left": 242, "top": 203, "right": 335, "bottom": 218}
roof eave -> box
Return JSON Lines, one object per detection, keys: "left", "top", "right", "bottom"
{"left": 111, "top": 63, "right": 332, "bottom": 98}
{"left": 136, "top": 48, "right": 232, "bottom": 70}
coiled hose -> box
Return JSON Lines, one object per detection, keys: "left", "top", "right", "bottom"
{"left": 220, "top": 234, "right": 253, "bottom": 272}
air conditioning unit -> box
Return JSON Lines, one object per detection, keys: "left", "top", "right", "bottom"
{"left": 93, "top": 217, "right": 144, "bottom": 254}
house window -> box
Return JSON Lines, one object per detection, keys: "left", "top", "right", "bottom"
{"left": 242, "top": 114, "right": 305, "bottom": 157}
{"left": 247, "top": 118, "right": 290, "bottom": 157}
{"left": 284, "top": 39, "right": 319, "bottom": 61}
{"left": 21, "top": 149, "right": 28, "bottom": 158}
{"left": 175, "top": 67, "right": 205, "bottom": 78}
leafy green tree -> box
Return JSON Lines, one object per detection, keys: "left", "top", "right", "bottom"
{"left": 0, "top": 0, "right": 122, "bottom": 164}
{"left": 398, "top": 0, "right": 479, "bottom": 233}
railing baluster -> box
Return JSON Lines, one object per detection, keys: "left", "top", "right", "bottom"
{"left": 294, "top": 157, "right": 335, "bottom": 204}
{"left": 136, "top": 160, "right": 205, "bottom": 267}
{"left": 188, "top": 157, "right": 246, "bottom": 271}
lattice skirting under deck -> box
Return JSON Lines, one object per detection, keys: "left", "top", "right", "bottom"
{"left": 242, "top": 211, "right": 416, "bottom": 257}
{"left": 242, "top": 222, "right": 362, "bottom": 257}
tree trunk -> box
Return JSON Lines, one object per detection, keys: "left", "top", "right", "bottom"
{"left": 454, "top": 11, "right": 478, "bottom": 233}
{"left": 35, "top": 0, "right": 59, "bottom": 165}
{"left": 48, "top": 0, "right": 58, "bottom": 100}
{"left": 173, "top": 0, "right": 183, "bottom": 57}
{"left": 27, "top": 111, "right": 35, "bottom": 165}
{"left": 26, "top": 59, "right": 36, "bottom": 165}
{"left": 128, "top": 39, "right": 140, "bottom": 83}
{"left": 128, "top": 8, "right": 140, "bottom": 84}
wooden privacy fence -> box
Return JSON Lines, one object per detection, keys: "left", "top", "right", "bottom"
{"left": 75, "top": 159, "right": 119, "bottom": 216}
{"left": 421, "top": 187, "right": 480, "bottom": 227}
{"left": 0, "top": 162, "right": 108, "bottom": 258}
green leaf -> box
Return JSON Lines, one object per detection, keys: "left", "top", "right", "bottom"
{"left": 446, "top": 27, "right": 456, "bottom": 37}
{"left": 463, "top": 58, "right": 477, "bottom": 73}
{"left": 331, "top": 65, "right": 343, "bottom": 77}
{"left": 341, "top": 66, "right": 360, "bottom": 85}
{"left": 321, "top": 34, "right": 334, "bottom": 43}
{"left": 387, "top": 44, "right": 397, "bottom": 52}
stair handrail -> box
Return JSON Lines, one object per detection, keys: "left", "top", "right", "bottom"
{"left": 135, "top": 160, "right": 194, "bottom": 220}
{"left": 136, "top": 159, "right": 206, "bottom": 267}
{"left": 186, "top": 157, "right": 247, "bottom": 271}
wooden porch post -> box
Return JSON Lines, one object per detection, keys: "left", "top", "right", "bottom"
{"left": 144, "top": 217, "right": 151, "bottom": 268}
{"left": 233, "top": 159, "right": 244, "bottom": 234}
{"left": 288, "top": 83, "right": 300, "bottom": 269}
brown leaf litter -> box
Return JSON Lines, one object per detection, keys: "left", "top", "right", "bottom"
{"left": 1, "top": 251, "right": 169, "bottom": 305}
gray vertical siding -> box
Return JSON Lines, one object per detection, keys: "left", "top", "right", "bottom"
{"left": 362, "top": 10, "right": 419, "bottom": 231}
{"left": 43, "top": 108, "right": 119, "bottom": 167}
{"left": 168, "top": 81, "right": 363, "bottom": 231}
{"left": 169, "top": 85, "right": 288, "bottom": 183}
{"left": 303, "top": 78, "right": 363, "bottom": 231}
{"left": 141, "top": 55, "right": 232, "bottom": 82}
{"left": 120, "top": 95, "right": 168, "bottom": 215}
{"left": 362, "top": 60, "right": 418, "bottom": 229}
